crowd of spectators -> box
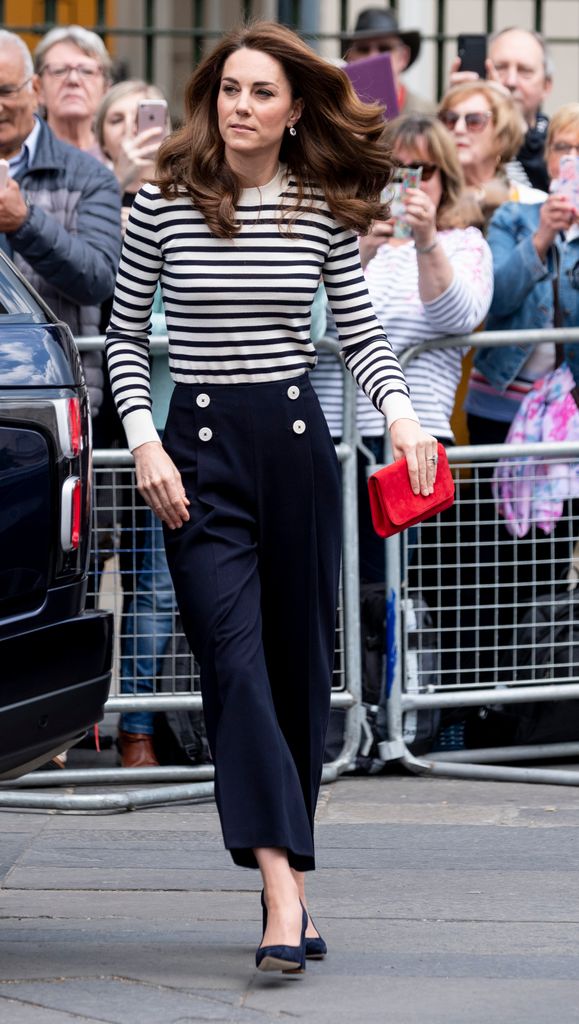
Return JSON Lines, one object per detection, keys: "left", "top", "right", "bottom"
{"left": 1, "top": 11, "right": 576, "bottom": 765}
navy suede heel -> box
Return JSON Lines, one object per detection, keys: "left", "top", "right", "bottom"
{"left": 260, "top": 890, "right": 327, "bottom": 962}
{"left": 304, "top": 931, "right": 328, "bottom": 960}
{"left": 256, "top": 893, "right": 307, "bottom": 973}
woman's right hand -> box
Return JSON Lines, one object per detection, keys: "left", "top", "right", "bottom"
{"left": 115, "top": 126, "right": 164, "bottom": 192}
{"left": 132, "top": 441, "right": 190, "bottom": 530}
{"left": 533, "top": 194, "right": 576, "bottom": 262}
{"left": 359, "top": 219, "right": 393, "bottom": 269}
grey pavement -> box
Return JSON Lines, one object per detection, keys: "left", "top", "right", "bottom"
{"left": 1, "top": 771, "right": 579, "bottom": 1024}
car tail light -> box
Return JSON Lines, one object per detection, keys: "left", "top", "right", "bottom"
{"left": 67, "top": 397, "right": 81, "bottom": 457}
{"left": 61, "top": 476, "right": 81, "bottom": 551}
{"left": 54, "top": 396, "right": 82, "bottom": 458}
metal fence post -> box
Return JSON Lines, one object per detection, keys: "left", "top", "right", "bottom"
{"left": 382, "top": 328, "right": 579, "bottom": 787}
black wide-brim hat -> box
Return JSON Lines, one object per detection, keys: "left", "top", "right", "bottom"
{"left": 341, "top": 7, "right": 421, "bottom": 69}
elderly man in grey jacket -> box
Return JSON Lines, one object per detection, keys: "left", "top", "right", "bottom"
{"left": 0, "top": 29, "right": 121, "bottom": 421}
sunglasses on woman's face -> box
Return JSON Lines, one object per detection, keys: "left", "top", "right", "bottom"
{"left": 399, "top": 161, "right": 438, "bottom": 181}
{"left": 438, "top": 110, "right": 492, "bottom": 133}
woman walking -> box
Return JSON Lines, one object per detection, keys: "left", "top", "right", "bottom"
{"left": 106, "top": 21, "right": 435, "bottom": 973}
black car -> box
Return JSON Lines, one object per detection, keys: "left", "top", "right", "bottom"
{"left": 0, "top": 250, "right": 112, "bottom": 779}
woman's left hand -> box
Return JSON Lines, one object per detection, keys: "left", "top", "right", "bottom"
{"left": 403, "top": 187, "right": 437, "bottom": 249}
{"left": 390, "top": 417, "right": 439, "bottom": 496}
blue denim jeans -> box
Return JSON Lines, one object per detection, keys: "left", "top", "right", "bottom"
{"left": 120, "top": 508, "right": 175, "bottom": 735}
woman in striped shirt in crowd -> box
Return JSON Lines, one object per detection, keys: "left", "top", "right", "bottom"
{"left": 314, "top": 114, "right": 493, "bottom": 582}
{"left": 105, "top": 22, "right": 435, "bottom": 974}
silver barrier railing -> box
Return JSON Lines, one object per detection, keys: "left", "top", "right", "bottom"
{"left": 0, "top": 336, "right": 363, "bottom": 809}
{"left": 381, "top": 327, "right": 579, "bottom": 787}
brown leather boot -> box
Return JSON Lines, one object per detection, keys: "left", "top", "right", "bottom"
{"left": 118, "top": 730, "right": 160, "bottom": 768}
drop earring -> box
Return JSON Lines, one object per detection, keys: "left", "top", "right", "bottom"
{"left": 289, "top": 125, "right": 297, "bottom": 137}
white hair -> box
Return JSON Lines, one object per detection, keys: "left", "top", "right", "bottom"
{"left": 34, "top": 25, "right": 112, "bottom": 79}
{"left": 0, "top": 30, "right": 34, "bottom": 81}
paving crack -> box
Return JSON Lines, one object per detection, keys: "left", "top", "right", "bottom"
{"left": 0, "top": 991, "right": 113, "bottom": 1023}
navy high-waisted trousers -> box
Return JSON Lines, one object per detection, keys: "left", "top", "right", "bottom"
{"left": 162, "top": 373, "right": 341, "bottom": 870}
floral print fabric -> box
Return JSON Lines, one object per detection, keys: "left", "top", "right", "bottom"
{"left": 493, "top": 363, "right": 579, "bottom": 537}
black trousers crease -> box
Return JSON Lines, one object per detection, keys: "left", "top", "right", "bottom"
{"left": 162, "top": 374, "right": 342, "bottom": 870}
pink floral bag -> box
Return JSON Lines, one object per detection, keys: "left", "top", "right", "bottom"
{"left": 493, "top": 256, "right": 579, "bottom": 538}
{"left": 493, "top": 363, "right": 579, "bottom": 537}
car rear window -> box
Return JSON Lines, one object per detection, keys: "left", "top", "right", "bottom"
{"left": 0, "top": 258, "right": 56, "bottom": 323}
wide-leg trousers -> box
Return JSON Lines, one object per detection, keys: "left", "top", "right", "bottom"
{"left": 162, "top": 373, "right": 342, "bottom": 870}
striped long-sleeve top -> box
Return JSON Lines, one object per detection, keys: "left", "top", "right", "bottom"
{"left": 105, "top": 165, "right": 417, "bottom": 451}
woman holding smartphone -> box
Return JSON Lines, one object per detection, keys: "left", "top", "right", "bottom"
{"left": 106, "top": 21, "right": 435, "bottom": 972}
{"left": 457, "top": 104, "right": 579, "bottom": 733}
{"left": 96, "top": 80, "right": 168, "bottom": 233}
{"left": 97, "top": 81, "right": 174, "bottom": 768}
{"left": 313, "top": 114, "right": 492, "bottom": 582}
{"left": 465, "top": 102, "right": 579, "bottom": 443}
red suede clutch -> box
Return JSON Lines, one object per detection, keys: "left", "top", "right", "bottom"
{"left": 367, "top": 442, "right": 455, "bottom": 538}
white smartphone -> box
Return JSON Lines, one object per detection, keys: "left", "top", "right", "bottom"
{"left": 0, "top": 159, "right": 9, "bottom": 189}
{"left": 136, "top": 99, "right": 169, "bottom": 138}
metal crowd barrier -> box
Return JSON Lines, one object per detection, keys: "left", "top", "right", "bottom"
{"left": 381, "top": 328, "right": 579, "bottom": 787}
{"left": 0, "top": 337, "right": 364, "bottom": 810}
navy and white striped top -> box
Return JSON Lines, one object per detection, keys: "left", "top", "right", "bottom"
{"left": 105, "top": 165, "right": 417, "bottom": 451}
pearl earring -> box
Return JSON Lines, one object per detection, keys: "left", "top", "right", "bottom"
{"left": 289, "top": 125, "right": 297, "bottom": 137}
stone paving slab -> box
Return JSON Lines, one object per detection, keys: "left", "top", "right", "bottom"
{"left": 0, "top": 978, "right": 275, "bottom": 1023}
{"left": 3, "top": 863, "right": 576, "bottom": 927}
{"left": 1, "top": 774, "right": 579, "bottom": 1023}
{"left": 0, "top": 997, "right": 105, "bottom": 1023}
{"left": 245, "top": 976, "right": 579, "bottom": 1024}
{"left": 8, "top": 820, "right": 579, "bottom": 869}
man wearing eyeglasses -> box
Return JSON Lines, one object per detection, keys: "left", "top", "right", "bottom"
{"left": 450, "top": 27, "right": 553, "bottom": 192}
{"left": 34, "top": 25, "right": 112, "bottom": 161}
{"left": 0, "top": 29, "right": 121, "bottom": 421}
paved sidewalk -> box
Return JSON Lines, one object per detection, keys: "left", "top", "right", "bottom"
{"left": 1, "top": 772, "right": 579, "bottom": 1023}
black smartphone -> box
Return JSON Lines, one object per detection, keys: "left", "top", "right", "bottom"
{"left": 457, "top": 33, "right": 487, "bottom": 79}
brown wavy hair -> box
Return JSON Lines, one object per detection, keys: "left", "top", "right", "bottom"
{"left": 154, "top": 20, "right": 393, "bottom": 237}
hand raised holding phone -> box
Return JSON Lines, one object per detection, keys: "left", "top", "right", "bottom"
{"left": 533, "top": 155, "right": 579, "bottom": 261}
{"left": 117, "top": 100, "right": 169, "bottom": 192}
{"left": 449, "top": 34, "right": 500, "bottom": 89}
{"left": 116, "top": 125, "right": 165, "bottom": 192}
{"left": 402, "top": 187, "right": 438, "bottom": 248}
{"left": 533, "top": 193, "right": 576, "bottom": 262}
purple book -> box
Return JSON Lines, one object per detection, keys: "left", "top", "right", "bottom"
{"left": 343, "top": 51, "right": 399, "bottom": 121}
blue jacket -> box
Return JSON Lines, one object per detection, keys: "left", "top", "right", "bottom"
{"left": 474, "top": 201, "right": 579, "bottom": 390}
{"left": 0, "top": 118, "right": 122, "bottom": 415}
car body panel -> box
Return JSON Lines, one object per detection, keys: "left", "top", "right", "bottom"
{"left": 0, "top": 612, "right": 113, "bottom": 779}
{"left": 0, "top": 248, "right": 113, "bottom": 778}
